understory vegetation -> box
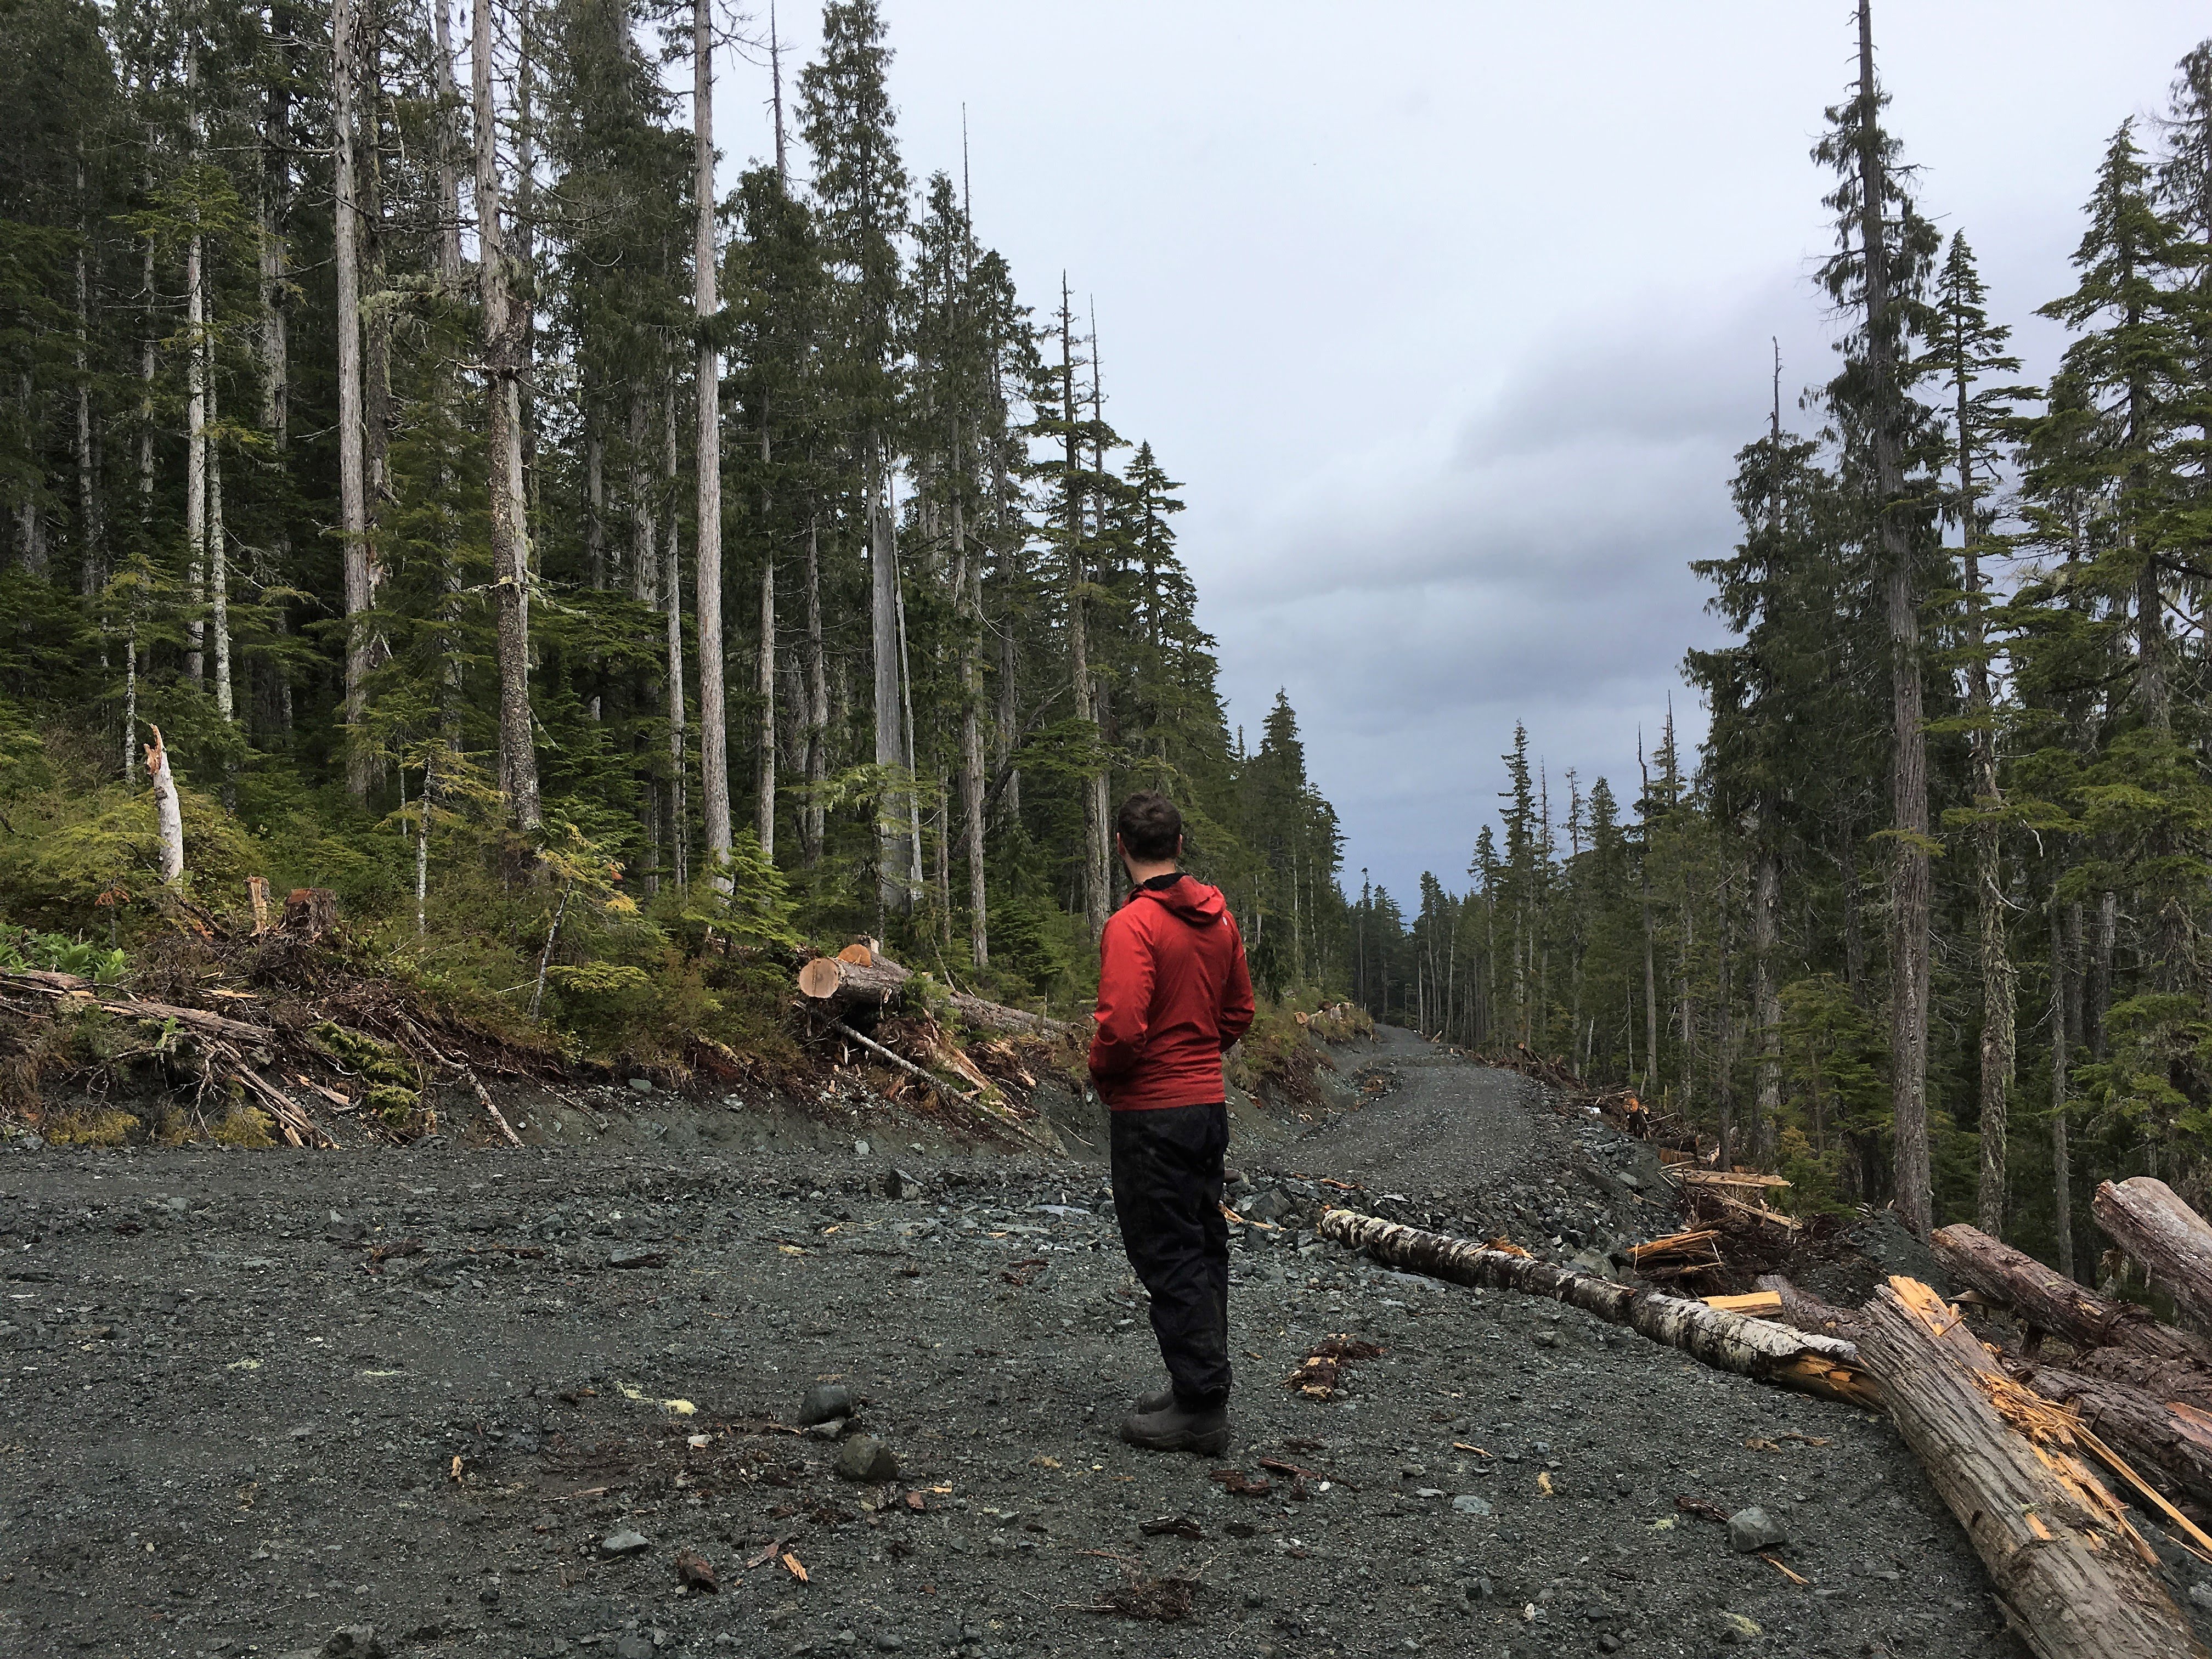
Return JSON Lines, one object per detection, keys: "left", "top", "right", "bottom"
{"left": 0, "top": 0, "right": 1359, "bottom": 1081}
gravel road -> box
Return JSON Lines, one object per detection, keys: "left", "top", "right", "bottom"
{"left": 3, "top": 1032, "right": 2196, "bottom": 1659}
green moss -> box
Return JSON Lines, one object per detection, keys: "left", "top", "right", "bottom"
{"left": 361, "top": 1082, "right": 422, "bottom": 1125}
{"left": 42, "top": 1107, "right": 139, "bottom": 1146}
{"left": 307, "top": 1021, "right": 414, "bottom": 1085}
{"left": 208, "top": 1105, "right": 275, "bottom": 1148}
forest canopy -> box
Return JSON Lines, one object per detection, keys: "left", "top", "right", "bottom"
{"left": 1355, "top": 11, "right": 2212, "bottom": 1271}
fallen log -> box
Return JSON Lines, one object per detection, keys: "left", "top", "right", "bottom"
{"left": 1931, "top": 1223, "right": 2211, "bottom": 1367}
{"left": 467, "top": 1074, "right": 524, "bottom": 1149}
{"left": 795, "top": 950, "right": 1073, "bottom": 1039}
{"left": 2068, "top": 1346, "right": 2212, "bottom": 1413}
{"left": 1316, "top": 1209, "right": 1877, "bottom": 1408}
{"left": 2, "top": 969, "right": 270, "bottom": 1044}
{"left": 2094, "top": 1177, "right": 2212, "bottom": 1333}
{"left": 2006, "top": 1355, "right": 2212, "bottom": 1513}
{"left": 1854, "top": 1275, "right": 2210, "bottom": 1659}
{"left": 1753, "top": 1274, "right": 1865, "bottom": 1344}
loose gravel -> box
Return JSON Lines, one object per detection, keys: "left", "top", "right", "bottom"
{"left": 4, "top": 1031, "right": 2201, "bottom": 1657}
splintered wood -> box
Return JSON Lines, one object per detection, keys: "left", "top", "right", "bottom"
{"left": 1854, "top": 1276, "right": 2209, "bottom": 1659}
{"left": 1316, "top": 1210, "right": 1877, "bottom": 1409}
{"left": 1285, "top": 1335, "right": 1385, "bottom": 1401}
{"left": 1628, "top": 1228, "right": 1723, "bottom": 1282}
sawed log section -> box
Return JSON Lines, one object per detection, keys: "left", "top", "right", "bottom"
{"left": 1855, "top": 1275, "right": 2209, "bottom": 1659}
{"left": 1931, "top": 1223, "right": 2211, "bottom": 1367}
{"left": 1315, "top": 1209, "right": 1876, "bottom": 1408}
{"left": 795, "top": 949, "right": 1073, "bottom": 1038}
{"left": 2094, "top": 1177, "right": 2212, "bottom": 1333}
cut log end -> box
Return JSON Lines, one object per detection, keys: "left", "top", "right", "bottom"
{"left": 797, "top": 957, "right": 844, "bottom": 1001}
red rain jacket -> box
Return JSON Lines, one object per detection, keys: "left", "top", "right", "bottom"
{"left": 1088, "top": 874, "right": 1255, "bottom": 1110}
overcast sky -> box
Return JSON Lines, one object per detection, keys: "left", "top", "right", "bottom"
{"left": 716, "top": 3, "right": 2210, "bottom": 904}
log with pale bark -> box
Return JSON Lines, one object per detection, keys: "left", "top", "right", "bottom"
{"left": 1315, "top": 1209, "right": 1876, "bottom": 1408}
{"left": 795, "top": 947, "right": 1073, "bottom": 1038}
{"left": 2094, "top": 1177, "right": 2212, "bottom": 1333}
{"left": 1931, "top": 1223, "right": 2211, "bottom": 1367}
{"left": 1854, "top": 1275, "right": 2210, "bottom": 1659}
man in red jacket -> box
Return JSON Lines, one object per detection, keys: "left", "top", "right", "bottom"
{"left": 1090, "top": 791, "right": 1255, "bottom": 1455}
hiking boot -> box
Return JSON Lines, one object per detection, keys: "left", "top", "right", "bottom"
{"left": 1119, "top": 1398, "right": 1230, "bottom": 1456}
{"left": 1135, "top": 1384, "right": 1173, "bottom": 1414}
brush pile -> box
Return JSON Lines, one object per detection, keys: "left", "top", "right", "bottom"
{"left": 1, "top": 889, "right": 560, "bottom": 1148}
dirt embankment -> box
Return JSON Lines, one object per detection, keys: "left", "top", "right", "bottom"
{"left": 14, "top": 1031, "right": 2194, "bottom": 1658}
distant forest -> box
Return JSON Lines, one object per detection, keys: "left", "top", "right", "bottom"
{"left": 0, "top": 0, "right": 1353, "bottom": 1036}
{"left": 1357, "top": 5, "right": 2212, "bottom": 1265}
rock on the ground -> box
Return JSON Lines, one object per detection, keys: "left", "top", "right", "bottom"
{"left": 836, "top": 1433, "right": 900, "bottom": 1482}
{"left": 1728, "top": 1505, "right": 1788, "bottom": 1553}
{"left": 323, "top": 1628, "right": 385, "bottom": 1658}
{"left": 799, "top": 1382, "right": 854, "bottom": 1425}
{"left": 599, "top": 1528, "right": 651, "bottom": 1558}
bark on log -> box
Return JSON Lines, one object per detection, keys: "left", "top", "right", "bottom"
{"left": 1753, "top": 1274, "right": 1866, "bottom": 1344}
{"left": 794, "top": 952, "right": 1072, "bottom": 1038}
{"left": 1316, "top": 1210, "right": 1877, "bottom": 1408}
{"left": 1932, "top": 1223, "right": 2211, "bottom": 1366}
{"left": 2007, "top": 1355, "right": 2212, "bottom": 1510}
{"left": 2094, "top": 1177, "right": 2212, "bottom": 1332}
{"left": 1854, "top": 1274, "right": 2209, "bottom": 1659}
{"left": 2069, "top": 1346, "right": 2212, "bottom": 1413}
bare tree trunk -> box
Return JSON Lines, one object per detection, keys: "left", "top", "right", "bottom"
{"left": 958, "top": 498, "right": 988, "bottom": 967}
{"left": 333, "top": 0, "right": 374, "bottom": 794}
{"left": 2090, "top": 890, "right": 2115, "bottom": 1063}
{"left": 146, "top": 726, "right": 184, "bottom": 884}
{"left": 474, "top": 0, "right": 538, "bottom": 826}
{"left": 871, "top": 437, "right": 905, "bottom": 916}
{"left": 1960, "top": 362, "right": 2014, "bottom": 1238}
{"left": 2052, "top": 902, "right": 2075, "bottom": 1280}
{"left": 209, "top": 372, "right": 231, "bottom": 722}
{"left": 1059, "top": 279, "right": 1105, "bottom": 939}
{"left": 73, "top": 158, "right": 103, "bottom": 616}
{"left": 804, "top": 516, "right": 827, "bottom": 865}
{"left": 895, "top": 517, "right": 923, "bottom": 897}
{"left": 691, "top": 0, "right": 730, "bottom": 888}
{"left": 664, "top": 380, "right": 687, "bottom": 889}
{"left": 1752, "top": 832, "right": 1782, "bottom": 1158}
{"left": 1854, "top": 0, "right": 1932, "bottom": 1234}
{"left": 755, "top": 415, "right": 775, "bottom": 855}
{"left": 432, "top": 0, "right": 464, "bottom": 287}
{"left": 184, "top": 55, "right": 207, "bottom": 690}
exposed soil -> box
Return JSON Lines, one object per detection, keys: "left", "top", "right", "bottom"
{"left": 5, "top": 1030, "right": 2209, "bottom": 1659}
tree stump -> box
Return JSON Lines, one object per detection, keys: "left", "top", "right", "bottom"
{"left": 280, "top": 887, "right": 340, "bottom": 938}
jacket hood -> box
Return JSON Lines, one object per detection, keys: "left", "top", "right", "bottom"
{"left": 1132, "top": 874, "right": 1226, "bottom": 926}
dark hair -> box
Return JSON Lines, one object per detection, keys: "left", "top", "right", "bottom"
{"left": 1115, "top": 791, "right": 1183, "bottom": 862}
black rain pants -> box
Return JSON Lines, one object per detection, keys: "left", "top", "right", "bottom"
{"left": 1109, "top": 1102, "right": 1232, "bottom": 1408}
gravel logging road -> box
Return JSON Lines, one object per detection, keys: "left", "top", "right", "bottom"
{"left": 4, "top": 1029, "right": 2173, "bottom": 1659}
